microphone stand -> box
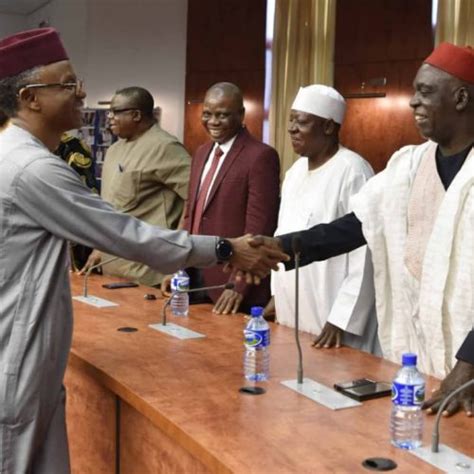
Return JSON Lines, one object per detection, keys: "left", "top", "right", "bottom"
{"left": 280, "top": 235, "right": 376, "bottom": 409}
{"left": 161, "top": 282, "right": 235, "bottom": 326}
{"left": 293, "top": 236, "right": 304, "bottom": 384}
{"left": 83, "top": 255, "right": 120, "bottom": 298}
{"left": 431, "top": 378, "right": 474, "bottom": 452}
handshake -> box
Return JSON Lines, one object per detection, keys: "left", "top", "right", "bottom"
{"left": 224, "top": 235, "right": 290, "bottom": 284}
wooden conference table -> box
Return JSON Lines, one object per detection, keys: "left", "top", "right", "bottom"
{"left": 65, "top": 274, "right": 473, "bottom": 473}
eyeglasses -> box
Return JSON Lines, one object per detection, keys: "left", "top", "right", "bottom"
{"left": 106, "top": 108, "right": 139, "bottom": 118}
{"left": 19, "top": 79, "right": 84, "bottom": 95}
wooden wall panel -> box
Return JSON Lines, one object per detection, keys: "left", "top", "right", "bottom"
{"left": 65, "top": 358, "right": 116, "bottom": 474}
{"left": 184, "top": 0, "right": 266, "bottom": 154}
{"left": 335, "top": 0, "right": 433, "bottom": 172}
{"left": 120, "top": 401, "right": 211, "bottom": 474}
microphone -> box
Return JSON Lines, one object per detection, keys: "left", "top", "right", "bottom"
{"left": 431, "top": 378, "right": 474, "bottom": 452}
{"left": 161, "top": 282, "right": 235, "bottom": 326}
{"left": 292, "top": 235, "right": 304, "bottom": 385}
{"left": 83, "top": 255, "right": 120, "bottom": 297}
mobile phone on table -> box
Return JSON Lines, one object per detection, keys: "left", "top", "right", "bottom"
{"left": 102, "top": 282, "right": 139, "bottom": 289}
{"left": 334, "top": 378, "right": 392, "bottom": 401}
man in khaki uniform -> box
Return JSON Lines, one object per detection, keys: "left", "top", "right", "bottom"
{"left": 82, "top": 87, "right": 190, "bottom": 286}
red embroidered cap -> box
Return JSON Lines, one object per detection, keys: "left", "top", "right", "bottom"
{"left": 0, "top": 28, "right": 68, "bottom": 80}
{"left": 424, "top": 42, "right": 474, "bottom": 84}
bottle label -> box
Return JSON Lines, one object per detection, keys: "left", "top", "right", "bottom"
{"left": 392, "top": 382, "right": 425, "bottom": 406}
{"left": 244, "top": 329, "right": 270, "bottom": 349}
{"left": 171, "top": 276, "right": 190, "bottom": 292}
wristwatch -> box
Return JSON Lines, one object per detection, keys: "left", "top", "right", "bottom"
{"left": 215, "top": 238, "right": 234, "bottom": 262}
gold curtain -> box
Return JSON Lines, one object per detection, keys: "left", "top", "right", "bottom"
{"left": 435, "top": 0, "right": 474, "bottom": 46}
{"left": 269, "top": 0, "right": 336, "bottom": 175}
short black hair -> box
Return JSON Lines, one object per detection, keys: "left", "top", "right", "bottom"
{"left": 206, "top": 82, "right": 244, "bottom": 110}
{"left": 114, "top": 86, "right": 155, "bottom": 119}
{"left": 0, "top": 66, "right": 40, "bottom": 117}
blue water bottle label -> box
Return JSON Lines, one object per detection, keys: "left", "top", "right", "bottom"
{"left": 392, "top": 382, "right": 425, "bottom": 406}
{"left": 171, "top": 276, "right": 189, "bottom": 291}
{"left": 244, "top": 329, "right": 270, "bottom": 349}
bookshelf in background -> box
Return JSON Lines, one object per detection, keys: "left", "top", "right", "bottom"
{"left": 77, "top": 108, "right": 115, "bottom": 181}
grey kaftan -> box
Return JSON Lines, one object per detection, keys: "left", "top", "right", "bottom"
{"left": 0, "top": 125, "right": 217, "bottom": 473}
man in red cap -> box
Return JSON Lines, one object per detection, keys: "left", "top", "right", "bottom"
{"left": 254, "top": 43, "right": 474, "bottom": 417}
{"left": 0, "top": 28, "right": 286, "bottom": 473}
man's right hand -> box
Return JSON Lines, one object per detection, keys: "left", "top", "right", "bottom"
{"left": 423, "top": 360, "right": 474, "bottom": 417}
{"left": 312, "top": 322, "right": 343, "bottom": 349}
{"left": 78, "top": 249, "right": 102, "bottom": 275}
{"left": 227, "top": 234, "right": 289, "bottom": 281}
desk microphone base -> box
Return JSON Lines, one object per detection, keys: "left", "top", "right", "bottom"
{"left": 281, "top": 378, "right": 361, "bottom": 410}
{"left": 149, "top": 323, "right": 206, "bottom": 340}
{"left": 73, "top": 295, "right": 118, "bottom": 308}
{"left": 410, "top": 444, "right": 473, "bottom": 472}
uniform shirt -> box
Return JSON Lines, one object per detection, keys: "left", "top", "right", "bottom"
{"left": 101, "top": 123, "right": 191, "bottom": 286}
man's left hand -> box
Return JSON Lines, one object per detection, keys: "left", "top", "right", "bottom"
{"left": 423, "top": 360, "right": 474, "bottom": 417}
{"left": 312, "top": 322, "right": 342, "bottom": 348}
{"left": 213, "top": 289, "right": 243, "bottom": 315}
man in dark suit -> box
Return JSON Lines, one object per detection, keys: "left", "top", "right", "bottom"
{"left": 165, "top": 82, "right": 280, "bottom": 314}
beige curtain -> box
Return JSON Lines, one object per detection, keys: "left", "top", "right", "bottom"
{"left": 269, "top": 0, "right": 336, "bottom": 175}
{"left": 435, "top": 0, "right": 474, "bottom": 46}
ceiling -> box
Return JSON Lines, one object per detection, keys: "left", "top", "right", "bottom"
{"left": 0, "top": 0, "right": 50, "bottom": 15}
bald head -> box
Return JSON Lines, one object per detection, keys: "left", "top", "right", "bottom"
{"left": 201, "top": 82, "right": 245, "bottom": 144}
{"left": 204, "top": 82, "right": 244, "bottom": 109}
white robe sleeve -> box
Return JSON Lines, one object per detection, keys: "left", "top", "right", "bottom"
{"left": 326, "top": 170, "right": 376, "bottom": 335}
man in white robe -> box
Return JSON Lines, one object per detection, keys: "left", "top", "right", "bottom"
{"left": 252, "top": 42, "right": 474, "bottom": 416}
{"left": 0, "top": 28, "right": 286, "bottom": 474}
{"left": 268, "top": 85, "right": 379, "bottom": 354}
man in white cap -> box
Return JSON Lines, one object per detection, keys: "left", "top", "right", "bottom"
{"left": 265, "top": 85, "right": 379, "bottom": 354}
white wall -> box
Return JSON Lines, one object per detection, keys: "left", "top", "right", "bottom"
{"left": 0, "top": 13, "right": 27, "bottom": 37}
{"left": 27, "top": 0, "right": 188, "bottom": 140}
{"left": 28, "top": 0, "right": 88, "bottom": 78}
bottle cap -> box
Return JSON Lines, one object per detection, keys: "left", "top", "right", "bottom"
{"left": 250, "top": 306, "right": 264, "bottom": 317}
{"left": 402, "top": 353, "right": 417, "bottom": 366}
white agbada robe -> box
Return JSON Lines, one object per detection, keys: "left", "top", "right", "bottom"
{"left": 272, "top": 146, "right": 379, "bottom": 353}
{"left": 351, "top": 141, "right": 474, "bottom": 377}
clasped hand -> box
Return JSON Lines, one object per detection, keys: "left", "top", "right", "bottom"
{"left": 226, "top": 234, "right": 289, "bottom": 284}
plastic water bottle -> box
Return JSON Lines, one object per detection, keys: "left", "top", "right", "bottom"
{"left": 170, "top": 269, "right": 190, "bottom": 316}
{"left": 243, "top": 306, "right": 270, "bottom": 381}
{"left": 390, "top": 353, "right": 425, "bottom": 449}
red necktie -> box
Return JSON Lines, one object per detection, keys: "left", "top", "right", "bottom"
{"left": 192, "top": 146, "right": 224, "bottom": 234}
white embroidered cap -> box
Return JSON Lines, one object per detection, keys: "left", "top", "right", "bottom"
{"left": 291, "top": 84, "right": 346, "bottom": 124}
